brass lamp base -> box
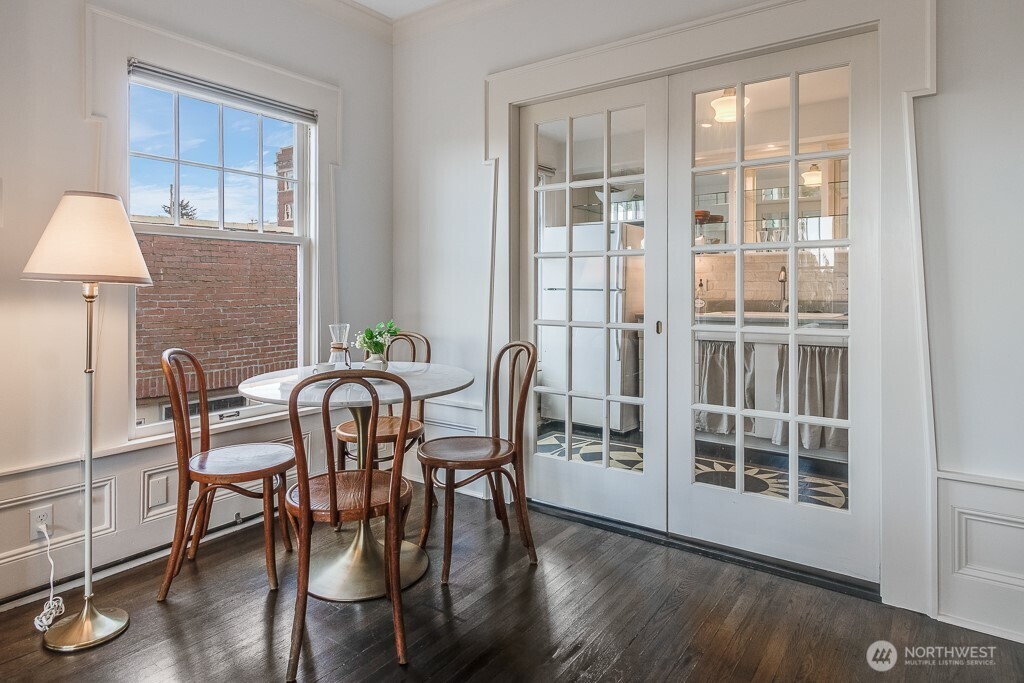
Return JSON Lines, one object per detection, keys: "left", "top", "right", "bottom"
{"left": 43, "top": 596, "right": 129, "bottom": 652}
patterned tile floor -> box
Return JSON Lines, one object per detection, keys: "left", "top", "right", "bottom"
{"left": 537, "top": 433, "right": 644, "bottom": 471}
{"left": 536, "top": 433, "right": 849, "bottom": 510}
{"left": 694, "top": 455, "right": 849, "bottom": 510}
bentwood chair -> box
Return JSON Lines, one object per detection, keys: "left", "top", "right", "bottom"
{"left": 157, "top": 349, "right": 295, "bottom": 602}
{"left": 285, "top": 370, "right": 415, "bottom": 680}
{"left": 335, "top": 333, "right": 432, "bottom": 530}
{"left": 417, "top": 341, "right": 538, "bottom": 584}
{"left": 335, "top": 332, "right": 430, "bottom": 473}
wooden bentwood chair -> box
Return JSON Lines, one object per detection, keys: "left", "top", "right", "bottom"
{"left": 285, "top": 370, "right": 416, "bottom": 680}
{"left": 417, "top": 341, "right": 538, "bottom": 584}
{"left": 157, "top": 349, "right": 295, "bottom": 602}
{"left": 335, "top": 332, "right": 430, "bottom": 474}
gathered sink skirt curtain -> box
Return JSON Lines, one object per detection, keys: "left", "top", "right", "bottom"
{"left": 695, "top": 341, "right": 754, "bottom": 434}
{"left": 772, "top": 344, "right": 848, "bottom": 450}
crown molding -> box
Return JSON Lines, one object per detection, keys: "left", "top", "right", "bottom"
{"left": 295, "top": 0, "right": 394, "bottom": 42}
{"left": 393, "top": 0, "right": 515, "bottom": 44}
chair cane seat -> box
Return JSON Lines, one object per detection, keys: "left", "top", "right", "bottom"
{"left": 189, "top": 443, "right": 295, "bottom": 483}
{"left": 417, "top": 436, "right": 515, "bottom": 470}
{"left": 284, "top": 470, "right": 413, "bottom": 523}
{"left": 335, "top": 416, "right": 424, "bottom": 444}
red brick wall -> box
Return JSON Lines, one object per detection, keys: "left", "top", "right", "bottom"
{"left": 136, "top": 234, "right": 298, "bottom": 400}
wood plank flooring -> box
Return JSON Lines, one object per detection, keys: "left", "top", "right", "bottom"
{"left": 0, "top": 484, "right": 1021, "bottom": 682}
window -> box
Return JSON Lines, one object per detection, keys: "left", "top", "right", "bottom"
{"left": 128, "top": 72, "right": 314, "bottom": 432}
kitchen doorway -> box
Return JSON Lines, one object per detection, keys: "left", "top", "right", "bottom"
{"left": 518, "top": 34, "right": 879, "bottom": 582}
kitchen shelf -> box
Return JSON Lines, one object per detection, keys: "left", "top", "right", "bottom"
{"left": 696, "top": 191, "right": 729, "bottom": 206}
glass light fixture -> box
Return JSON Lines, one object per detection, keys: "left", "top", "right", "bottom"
{"left": 710, "top": 87, "right": 750, "bottom": 123}
{"left": 801, "top": 163, "right": 822, "bottom": 186}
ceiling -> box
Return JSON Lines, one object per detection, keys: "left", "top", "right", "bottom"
{"left": 348, "top": 0, "right": 451, "bottom": 20}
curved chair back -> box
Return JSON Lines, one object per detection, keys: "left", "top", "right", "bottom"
{"left": 287, "top": 369, "right": 413, "bottom": 526}
{"left": 385, "top": 332, "right": 431, "bottom": 422}
{"left": 161, "top": 348, "right": 211, "bottom": 473}
{"left": 489, "top": 341, "right": 538, "bottom": 455}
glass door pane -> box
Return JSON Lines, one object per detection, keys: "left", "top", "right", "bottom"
{"left": 683, "top": 50, "right": 856, "bottom": 543}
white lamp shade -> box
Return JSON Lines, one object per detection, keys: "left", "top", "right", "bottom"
{"left": 801, "top": 164, "right": 823, "bottom": 187}
{"left": 22, "top": 191, "right": 152, "bottom": 286}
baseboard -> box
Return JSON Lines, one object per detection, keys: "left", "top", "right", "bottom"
{"left": 528, "top": 500, "right": 881, "bottom": 603}
{"left": 0, "top": 513, "right": 265, "bottom": 611}
{"left": 936, "top": 613, "right": 1024, "bottom": 645}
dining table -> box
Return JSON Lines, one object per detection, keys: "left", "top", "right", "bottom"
{"left": 238, "top": 360, "right": 474, "bottom": 602}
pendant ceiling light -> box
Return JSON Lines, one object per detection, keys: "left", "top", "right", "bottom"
{"left": 710, "top": 87, "right": 750, "bottom": 123}
{"left": 802, "top": 163, "right": 823, "bottom": 186}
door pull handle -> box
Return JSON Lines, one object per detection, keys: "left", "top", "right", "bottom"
{"left": 656, "top": 321, "right": 663, "bottom": 334}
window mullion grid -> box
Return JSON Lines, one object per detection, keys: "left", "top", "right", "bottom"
{"left": 602, "top": 109, "right": 611, "bottom": 469}
{"left": 563, "top": 116, "right": 573, "bottom": 459}
{"left": 788, "top": 71, "right": 800, "bottom": 503}
{"left": 733, "top": 80, "right": 746, "bottom": 491}
{"left": 173, "top": 92, "right": 180, "bottom": 226}
{"left": 258, "top": 115, "right": 265, "bottom": 234}
{"left": 218, "top": 103, "right": 225, "bottom": 231}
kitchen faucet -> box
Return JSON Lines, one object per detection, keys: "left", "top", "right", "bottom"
{"left": 778, "top": 266, "right": 788, "bottom": 312}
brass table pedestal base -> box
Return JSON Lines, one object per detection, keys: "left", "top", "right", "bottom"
{"left": 43, "top": 596, "right": 129, "bottom": 651}
{"left": 308, "top": 521, "right": 429, "bottom": 602}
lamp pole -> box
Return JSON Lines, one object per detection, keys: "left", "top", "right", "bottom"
{"left": 43, "top": 282, "right": 130, "bottom": 651}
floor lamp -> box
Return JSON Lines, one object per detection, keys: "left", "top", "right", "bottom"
{"left": 21, "top": 191, "right": 152, "bottom": 651}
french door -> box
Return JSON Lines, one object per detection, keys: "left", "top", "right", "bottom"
{"left": 518, "top": 34, "right": 879, "bottom": 581}
{"left": 519, "top": 80, "right": 668, "bottom": 529}
{"left": 667, "top": 35, "right": 880, "bottom": 581}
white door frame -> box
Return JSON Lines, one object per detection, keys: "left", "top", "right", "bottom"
{"left": 485, "top": 0, "right": 937, "bottom": 615}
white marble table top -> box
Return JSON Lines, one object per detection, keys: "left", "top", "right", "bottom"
{"left": 237, "top": 361, "right": 474, "bottom": 409}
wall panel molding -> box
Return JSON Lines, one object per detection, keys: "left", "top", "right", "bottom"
{"left": 0, "top": 477, "right": 115, "bottom": 567}
{"left": 939, "top": 479, "right": 1024, "bottom": 643}
{"left": 954, "top": 507, "right": 1024, "bottom": 591}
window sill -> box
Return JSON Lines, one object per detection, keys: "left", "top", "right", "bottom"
{"left": 95, "top": 405, "right": 323, "bottom": 459}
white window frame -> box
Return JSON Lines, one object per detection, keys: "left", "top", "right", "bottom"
{"left": 128, "top": 75, "right": 316, "bottom": 438}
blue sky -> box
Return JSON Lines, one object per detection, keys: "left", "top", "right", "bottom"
{"left": 129, "top": 83, "right": 295, "bottom": 229}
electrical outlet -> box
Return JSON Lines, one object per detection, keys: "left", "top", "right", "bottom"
{"left": 29, "top": 504, "right": 53, "bottom": 542}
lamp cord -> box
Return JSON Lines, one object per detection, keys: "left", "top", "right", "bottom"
{"left": 33, "top": 523, "right": 64, "bottom": 632}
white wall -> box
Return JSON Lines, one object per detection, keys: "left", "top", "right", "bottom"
{"left": 916, "top": 0, "right": 1024, "bottom": 480}
{"left": 0, "top": 0, "right": 393, "bottom": 599}
{"left": 916, "top": 0, "right": 1024, "bottom": 640}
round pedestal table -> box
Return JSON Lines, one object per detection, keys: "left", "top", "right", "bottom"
{"left": 238, "top": 361, "right": 473, "bottom": 602}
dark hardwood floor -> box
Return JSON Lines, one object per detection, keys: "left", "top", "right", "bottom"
{"left": 1, "top": 484, "right": 1021, "bottom": 682}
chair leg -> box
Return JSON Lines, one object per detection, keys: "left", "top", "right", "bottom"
{"left": 277, "top": 473, "right": 293, "bottom": 552}
{"left": 442, "top": 468, "right": 455, "bottom": 585}
{"left": 421, "top": 462, "right": 436, "bottom": 507}
{"left": 384, "top": 520, "right": 394, "bottom": 602}
{"left": 286, "top": 516, "right": 312, "bottom": 682}
{"left": 489, "top": 472, "right": 510, "bottom": 535}
{"left": 262, "top": 478, "right": 279, "bottom": 591}
{"left": 386, "top": 511, "right": 408, "bottom": 664}
{"left": 175, "top": 488, "right": 211, "bottom": 578}
{"left": 511, "top": 465, "right": 538, "bottom": 564}
{"left": 418, "top": 465, "right": 434, "bottom": 548}
{"left": 157, "top": 482, "right": 190, "bottom": 601}
{"left": 186, "top": 485, "right": 211, "bottom": 561}
{"left": 338, "top": 439, "right": 348, "bottom": 471}
{"left": 400, "top": 500, "right": 412, "bottom": 541}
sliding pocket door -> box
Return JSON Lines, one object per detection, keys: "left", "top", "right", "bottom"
{"left": 519, "top": 79, "right": 668, "bottom": 529}
{"left": 667, "top": 34, "right": 881, "bottom": 581}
